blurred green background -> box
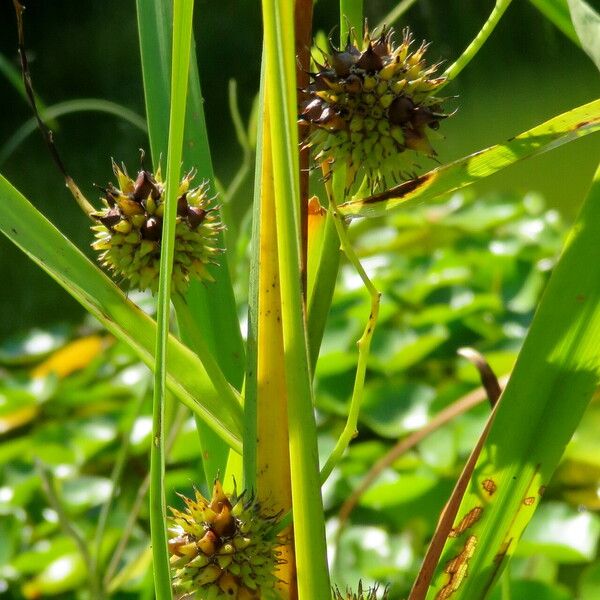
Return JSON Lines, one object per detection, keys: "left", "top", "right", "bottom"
{"left": 0, "top": 0, "right": 598, "bottom": 336}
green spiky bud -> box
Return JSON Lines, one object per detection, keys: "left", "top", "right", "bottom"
{"left": 333, "top": 581, "right": 389, "bottom": 600}
{"left": 91, "top": 161, "right": 222, "bottom": 294}
{"left": 300, "top": 26, "right": 450, "bottom": 193}
{"left": 168, "top": 480, "right": 282, "bottom": 599}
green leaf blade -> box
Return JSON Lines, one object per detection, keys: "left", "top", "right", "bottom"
{"left": 567, "top": 0, "right": 600, "bottom": 72}
{"left": 340, "top": 99, "right": 600, "bottom": 219}
{"left": 425, "top": 162, "right": 600, "bottom": 599}
{"left": 136, "top": 0, "right": 245, "bottom": 487}
{"left": 529, "top": 0, "right": 581, "bottom": 46}
{"left": 150, "top": 0, "right": 196, "bottom": 597}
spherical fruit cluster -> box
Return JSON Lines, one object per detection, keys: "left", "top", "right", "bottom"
{"left": 300, "top": 26, "right": 448, "bottom": 193}
{"left": 168, "top": 481, "right": 282, "bottom": 599}
{"left": 333, "top": 582, "right": 389, "bottom": 600}
{"left": 91, "top": 161, "right": 222, "bottom": 294}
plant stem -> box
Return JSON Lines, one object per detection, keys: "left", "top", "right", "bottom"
{"left": 219, "top": 79, "right": 254, "bottom": 253}
{"left": 440, "top": 0, "right": 513, "bottom": 87}
{"left": 151, "top": 0, "right": 195, "bottom": 598}
{"left": 254, "top": 101, "right": 297, "bottom": 597}
{"left": 261, "top": 0, "right": 331, "bottom": 595}
{"left": 222, "top": 80, "right": 253, "bottom": 205}
{"left": 319, "top": 165, "right": 380, "bottom": 483}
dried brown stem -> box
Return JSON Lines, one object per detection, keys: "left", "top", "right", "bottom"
{"left": 12, "top": 0, "right": 95, "bottom": 216}
{"left": 408, "top": 353, "right": 507, "bottom": 600}
{"left": 458, "top": 347, "right": 502, "bottom": 406}
{"left": 407, "top": 405, "right": 497, "bottom": 600}
{"left": 295, "top": 0, "right": 313, "bottom": 302}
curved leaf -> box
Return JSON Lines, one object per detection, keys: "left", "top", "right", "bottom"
{"left": 339, "top": 99, "right": 600, "bottom": 219}
{"left": 568, "top": 0, "right": 600, "bottom": 71}
{"left": 0, "top": 99, "right": 147, "bottom": 166}
{"left": 0, "top": 174, "right": 243, "bottom": 452}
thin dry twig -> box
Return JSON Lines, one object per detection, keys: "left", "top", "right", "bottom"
{"left": 408, "top": 351, "right": 506, "bottom": 600}
{"left": 12, "top": 0, "right": 94, "bottom": 216}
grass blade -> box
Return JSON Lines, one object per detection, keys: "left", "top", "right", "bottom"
{"left": 137, "top": 0, "right": 245, "bottom": 486}
{"left": 441, "top": 0, "right": 513, "bottom": 86}
{"left": 150, "top": 0, "right": 195, "bottom": 597}
{"left": 339, "top": 99, "right": 600, "bottom": 219}
{"left": 340, "top": 0, "right": 363, "bottom": 40}
{"left": 0, "top": 174, "right": 243, "bottom": 451}
{"left": 136, "top": 0, "right": 171, "bottom": 162}
{"left": 0, "top": 99, "right": 146, "bottom": 166}
{"left": 424, "top": 162, "right": 600, "bottom": 599}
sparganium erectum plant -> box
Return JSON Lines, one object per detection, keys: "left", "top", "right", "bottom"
{"left": 1, "top": 0, "right": 600, "bottom": 599}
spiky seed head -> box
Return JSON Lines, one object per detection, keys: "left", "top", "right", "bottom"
{"left": 169, "top": 480, "right": 282, "bottom": 599}
{"left": 300, "top": 26, "right": 450, "bottom": 193}
{"left": 333, "top": 582, "right": 389, "bottom": 600}
{"left": 91, "top": 161, "right": 223, "bottom": 294}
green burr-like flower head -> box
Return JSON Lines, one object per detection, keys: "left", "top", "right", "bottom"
{"left": 91, "top": 161, "right": 222, "bottom": 294}
{"left": 301, "top": 26, "right": 449, "bottom": 193}
{"left": 168, "top": 480, "right": 282, "bottom": 599}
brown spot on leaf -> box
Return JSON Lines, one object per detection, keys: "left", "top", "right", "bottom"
{"left": 494, "top": 539, "right": 511, "bottom": 565}
{"left": 539, "top": 486, "right": 546, "bottom": 496}
{"left": 523, "top": 496, "right": 536, "bottom": 506}
{"left": 482, "top": 479, "right": 497, "bottom": 496}
{"left": 436, "top": 536, "right": 478, "bottom": 599}
{"left": 449, "top": 507, "right": 483, "bottom": 537}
